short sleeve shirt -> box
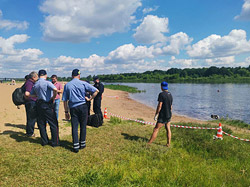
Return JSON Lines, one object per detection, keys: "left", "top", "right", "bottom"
{"left": 158, "top": 91, "right": 173, "bottom": 119}
{"left": 94, "top": 82, "right": 104, "bottom": 100}
{"left": 62, "top": 78, "right": 97, "bottom": 108}
{"left": 54, "top": 82, "right": 63, "bottom": 100}
{"left": 31, "top": 78, "right": 56, "bottom": 102}
{"left": 24, "top": 79, "right": 37, "bottom": 102}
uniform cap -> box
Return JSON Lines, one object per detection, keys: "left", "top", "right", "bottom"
{"left": 72, "top": 69, "right": 80, "bottom": 76}
{"left": 38, "top": 69, "right": 47, "bottom": 76}
{"left": 93, "top": 76, "right": 99, "bottom": 81}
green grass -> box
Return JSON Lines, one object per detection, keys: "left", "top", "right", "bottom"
{"left": 105, "top": 84, "right": 145, "bottom": 93}
{"left": 0, "top": 118, "right": 249, "bottom": 186}
{"left": 213, "top": 117, "right": 250, "bottom": 130}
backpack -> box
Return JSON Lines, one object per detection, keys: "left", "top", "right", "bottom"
{"left": 12, "top": 84, "right": 26, "bottom": 106}
{"left": 87, "top": 114, "right": 103, "bottom": 128}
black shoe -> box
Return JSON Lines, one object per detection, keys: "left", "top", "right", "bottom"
{"left": 80, "top": 145, "right": 86, "bottom": 150}
{"left": 72, "top": 149, "right": 79, "bottom": 153}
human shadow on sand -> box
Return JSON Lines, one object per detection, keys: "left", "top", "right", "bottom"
{"left": 0, "top": 129, "right": 72, "bottom": 151}
{"left": 5, "top": 123, "right": 26, "bottom": 130}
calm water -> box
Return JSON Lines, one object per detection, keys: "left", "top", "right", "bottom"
{"left": 108, "top": 83, "right": 250, "bottom": 124}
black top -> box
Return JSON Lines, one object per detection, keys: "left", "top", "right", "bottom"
{"left": 158, "top": 91, "right": 173, "bottom": 119}
{"left": 94, "top": 82, "right": 104, "bottom": 100}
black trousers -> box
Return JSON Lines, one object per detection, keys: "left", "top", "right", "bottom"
{"left": 93, "top": 98, "right": 103, "bottom": 122}
{"left": 70, "top": 104, "right": 88, "bottom": 150}
{"left": 36, "top": 100, "right": 60, "bottom": 146}
{"left": 24, "top": 101, "right": 37, "bottom": 136}
{"left": 86, "top": 101, "right": 91, "bottom": 116}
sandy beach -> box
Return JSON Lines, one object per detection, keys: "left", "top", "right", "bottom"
{"left": 0, "top": 82, "right": 248, "bottom": 137}
{"left": 0, "top": 82, "right": 205, "bottom": 135}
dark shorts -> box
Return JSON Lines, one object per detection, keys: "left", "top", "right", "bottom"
{"left": 157, "top": 117, "right": 171, "bottom": 124}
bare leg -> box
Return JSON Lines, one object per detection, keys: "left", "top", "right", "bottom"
{"left": 147, "top": 123, "right": 165, "bottom": 144}
{"left": 165, "top": 122, "right": 171, "bottom": 147}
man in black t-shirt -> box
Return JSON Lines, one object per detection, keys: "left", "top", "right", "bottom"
{"left": 148, "top": 81, "right": 173, "bottom": 147}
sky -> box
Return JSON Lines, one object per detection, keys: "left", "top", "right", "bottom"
{"left": 0, "top": 0, "right": 250, "bottom": 78}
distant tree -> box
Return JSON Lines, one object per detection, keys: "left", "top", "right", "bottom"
{"left": 180, "top": 70, "right": 188, "bottom": 78}
{"left": 236, "top": 69, "right": 249, "bottom": 76}
{"left": 204, "top": 66, "right": 219, "bottom": 77}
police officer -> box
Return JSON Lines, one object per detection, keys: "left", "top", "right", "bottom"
{"left": 93, "top": 76, "right": 104, "bottom": 123}
{"left": 62, "top": 69, "right": 99, "bottom": 153}
{"left": 31, "top": 70, "right": 60, "bottom": 147}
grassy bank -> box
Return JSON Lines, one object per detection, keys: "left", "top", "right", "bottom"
{"left": 105, "top": 84, "right": 145, "bottom": 93}
{"left": 213, "top": 118, "right": 250, "bottom": 130}
{"left": 0, "top": 118, "right": 249, "bottom": 186}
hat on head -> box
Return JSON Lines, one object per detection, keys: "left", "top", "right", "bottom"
{"left": 38, "top": 69, "right": 47, "bottom": 76}
{"left": 93, "top": 76, "right": 99, "bottom": 81}
{"left": 161, "top": 81, "right": 168, "bottom": 90}
{"left": 72, "top": 69, "right": 80, "bottom": 76}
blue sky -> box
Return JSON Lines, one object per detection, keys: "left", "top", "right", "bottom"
{"left": 0, "top": 0, "right": 250, "bottom": 78}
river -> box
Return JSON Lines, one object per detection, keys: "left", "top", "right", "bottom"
{"left": 106, "top": 83, "right": 250, "bottom": 124}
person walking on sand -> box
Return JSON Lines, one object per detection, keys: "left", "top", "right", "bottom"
{"left": 148, "top": 81, "right": 173, "bottom": 147}
{"left": 24, "top": 71, "right": 38, "bottom": 137}
{"left": 51, "top": 74, "right": 63, "bottom": 120}
{"left": 31, "top": 70, "right": 60, "bottom": 147}
{"left": 62, "top": 69, "right": 99, "bottom": 153}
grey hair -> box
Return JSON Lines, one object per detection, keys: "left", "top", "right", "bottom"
{"left": 29, "top": 71, "right": 38, "bottom": 78}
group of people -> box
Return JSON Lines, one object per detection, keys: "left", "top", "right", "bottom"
{"left": 23, "top": 68, "right": 173, "bottom": 150}
{"left": 23, "top": 69, "right": 104, "bottom": 152}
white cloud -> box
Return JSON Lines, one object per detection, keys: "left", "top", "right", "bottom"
{"left": 187, "top": 29, "right": 250, "bottom": 59}
{"left": 133, "top": 15, "right": 169, "bottom": 44}
{"left": 0, "top": 10, "right": 29, "bottom": 30}
{"left": 234, "top": 0, "right": 250, "bottom": 21}
{"left": 204, "top": 56, "right": 235, "bottom": 66}
{"left": 169, "top": 56, "right": 198, "bottom": 67}
{"left": 105, "top": 44, "right": 155, "bottom": 64}
{"left": 0, "top": 34, "right": 30, "bottom": 55}
{"left": 0, "top": 35, "right": 49, "bottom": 76}
{"left": 142, "top": 6, "right": 159, "bottom": 14}
{"left": 39, "top": 0, "right": 142, "bottom": 42}
{"left": 168, "top": 56, "right": 237, "bottom": 68}
{"left": 162, "top": 32, "right": 193, "bottom": 55}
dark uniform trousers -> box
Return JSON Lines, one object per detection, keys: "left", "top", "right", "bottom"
{"left": 24, "top": 100, "right": 37, "bottom": 136}
{"left": 36, "top": 100, "right": 60, "bottom": 146}
{"left": 70, "top": 104, "right": 88, "bottom": 150}
{"left": 93, "top": 98, "right": 103, "bottom": 122}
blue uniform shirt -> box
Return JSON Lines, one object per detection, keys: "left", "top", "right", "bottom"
{"left": 31, "top": 78, "right": 56, "bottom": 102}
{"left": 62, "top": 78, "right": 97, "bottom": 108}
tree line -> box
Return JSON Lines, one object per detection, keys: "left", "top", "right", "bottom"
{"left": 10, "top": 66, "right": 250, "bottom": 83}
{"left": 85, "top": 66, "right": 250, "bottom": 83}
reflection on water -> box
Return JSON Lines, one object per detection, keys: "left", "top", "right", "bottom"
{"left": 108, "top": 83, "right": 250, "bottom": 124}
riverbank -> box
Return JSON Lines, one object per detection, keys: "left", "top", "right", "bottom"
{"left": 0, "top": 83, "right": 206, "bottom": 135}
{"left": 1, "top": 83, "right": 249, "bottom": 135}
{"left": 0, "top": 83, "right": 249, "bottom": 186}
